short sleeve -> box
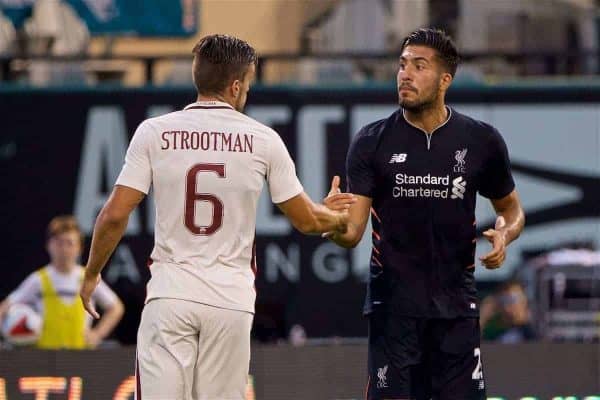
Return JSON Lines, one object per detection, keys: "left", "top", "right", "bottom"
{"left": 478, "top": 128, "right": 515, "bottom": 199}
{"left": 7, "top": 272, "right": 40, "bottom": 305}
{"left": 346, "top": 127, "right": 377, "bottom": 198}
{"left": 115, "top": 121, "right": 153, "bottom": 194}
{"left": 91, "top": 279, "right": 119, "bottom": 310}
{"left": 267, "top": 133, "right": 304, "bottom": 204}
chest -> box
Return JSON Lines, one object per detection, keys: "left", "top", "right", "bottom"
{"left": 374, "top": 129, "right": 485, "bottom": 194}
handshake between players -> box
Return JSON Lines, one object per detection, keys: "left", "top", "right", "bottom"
{"left": 323, "top": 175, "right": 510, "bottom": 270}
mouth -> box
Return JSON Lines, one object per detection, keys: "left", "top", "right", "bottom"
{"left": 399, "top": 86, "right": 417, "bottom": 94}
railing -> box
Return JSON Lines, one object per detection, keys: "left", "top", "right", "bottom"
{"left": 0, "top": 50, "right": 598, "bottom": 85}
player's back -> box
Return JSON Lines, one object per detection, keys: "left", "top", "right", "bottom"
{"left": 116, "top": 101, "right": 300, "bottom": 313}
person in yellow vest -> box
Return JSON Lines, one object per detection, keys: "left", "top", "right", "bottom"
{"left": 0, "top": 215, "right": 124, "bottom": 349}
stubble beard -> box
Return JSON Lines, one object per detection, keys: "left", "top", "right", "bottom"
{"left": 399, "top": 90, "right": 438, "bottom": 113}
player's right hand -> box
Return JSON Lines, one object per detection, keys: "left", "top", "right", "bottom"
{"left": 480, "top": 216, "right": 507, "bottom": 269}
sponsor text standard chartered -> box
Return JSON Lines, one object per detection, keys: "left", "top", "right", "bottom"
{"left": 393, "top": 173, "right": 456, "bottom": 199}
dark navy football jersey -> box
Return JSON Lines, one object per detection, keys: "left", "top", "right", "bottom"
{"left": 347, "top": 107, "right": 515, "bottom": 318}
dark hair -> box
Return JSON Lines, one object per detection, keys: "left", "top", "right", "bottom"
{"left": 401, "top": 28, "right": 460, "bottom": 76}
{"left": 192, "top": 34, "right": 257, "bottom": 96}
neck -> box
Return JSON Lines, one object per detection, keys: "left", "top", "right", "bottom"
{"left": 52, "top": 262, "right": 77, "bottom": 273}
{"left": 403, "top": 101, "right": 448, "bottom": 134}
{"left": 197, "top": 93, "right": 234, "bottom": 109}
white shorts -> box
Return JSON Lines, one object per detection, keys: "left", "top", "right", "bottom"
{"left": 135, "top": 298, "right": 253, "bottom": 400}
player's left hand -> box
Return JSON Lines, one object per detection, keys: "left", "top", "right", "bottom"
{"left": 479, "top": 216, "right": 507, "bottom": 269}
{"left": 322, "top": 175, "right": 355, "bottom": 239}
{"left": 80, "top": 272, "right": 101, "bottom": 319}
{"left": 323, "top": 175, "right": 356, "bottom": 211}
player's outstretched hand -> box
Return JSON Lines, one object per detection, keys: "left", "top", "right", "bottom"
{"left": 479, "top": 216, "right": 507, "bottom": 269}
{"left": 80, "top": 272, "right": 101, "bottom": 319}
{"left": 323, "top": 176, "right": 356, "bottom": 238}
{"left": 324, "top": 175, "right": 356, "bottom": 211}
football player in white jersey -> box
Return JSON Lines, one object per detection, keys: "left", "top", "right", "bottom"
{"left": 79, "top": 34, "right": 355, "bottom": 400}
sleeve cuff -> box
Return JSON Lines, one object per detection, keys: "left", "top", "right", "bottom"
{"left": 115, "top": 177, "right": 150, "bottom": 195}
{"left": 481, "top": 182, "right": 515, "bottom": 200}
{"left": 271, "top": 182, "right": 304, "bottom": 204}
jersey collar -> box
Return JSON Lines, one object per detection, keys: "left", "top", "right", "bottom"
{"left": 184, "top": 100, "right": 235, "bottom": 111}
{"left": 401, "top": 106, "right": 453, "bottom": 135}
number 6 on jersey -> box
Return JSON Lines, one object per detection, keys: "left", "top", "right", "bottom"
{"left": 185, "top": 163, "right": 225, "bottom": 235}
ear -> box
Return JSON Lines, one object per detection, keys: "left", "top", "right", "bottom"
{"left": 231, "top": 79, "right": 241, "bottom": 99}
{"left": 440, "top": 72, "right": 453, "bottom": 91}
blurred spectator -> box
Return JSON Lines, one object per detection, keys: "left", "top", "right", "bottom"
{"left": 0, "top": 10, "right": 16, "bottom": 55}
{"left": 22, "top": 0, "right": 90, "bottom": 85}
{"left": 24, "top": 0, "right": 89, "bottom": 55}
{"left": 288, "top": 324, "right": 307, "bottom": 347}
{"left": 480, "top": 280, "right": 537, "bottom": 343}
{"left": 0, "top": 215, "right": 123, "bottom": 349}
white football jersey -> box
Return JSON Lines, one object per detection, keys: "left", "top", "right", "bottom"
{"left": 116, "top": 101, "right": 303, "bottom": 313}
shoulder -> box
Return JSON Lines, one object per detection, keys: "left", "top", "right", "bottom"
{"left": 452, "top": 109, "right": 497, "bottom": 135}
{"left": 356, "top": 110, "right": 400, "bottom": 139}
{"left": 21, "top": 269, "right": 43, "bottom": 287}
{"left": 34, "top": 266, "right": 49, "bottom": 277}
{"left": 452, "top": 109, "right": 503, "bottom": 143}
{"left": 142, "top": 111, "right": 184, "bottom": 130}
{"left": 351, "top": 110, "right": 400, "bottom": 152}
{"left": 235, "top": 112, "right": 280, "bottom": 137}
{"left": 232, "top": 113, "right": 286, "bottom": 154}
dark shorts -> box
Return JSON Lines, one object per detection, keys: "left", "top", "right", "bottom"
{"left": 366, "top": 312, "right": 486, "bottom": 400}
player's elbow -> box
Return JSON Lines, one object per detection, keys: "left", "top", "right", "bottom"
{"left": 97, "top": 205, "right": 128, "bottom": 228}
{"left": 347, "top": 237, "right": 362, "bottom": 248}
{"left": 516, "top": 210, "right": 526, "bottom": 238}
{"left": 338, "top": 234, "right": 361, "bottom": 249}
{"left": 110, "top": 299, "right": 125, "bottom": 320}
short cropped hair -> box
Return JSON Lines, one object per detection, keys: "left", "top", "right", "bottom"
{"left": 192, "top": 34, "right": 258, "bottom": 96}
{"left": 47, "top": 215, "right": 83, "bottom": 244}
{"left": 401, "top": 28, "right": 460, "bottom": 76}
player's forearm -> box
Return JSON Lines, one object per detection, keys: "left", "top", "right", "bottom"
{"left": 93, "top": 300, "right": 124, "bottom": 339}
{"left": 497, "top": 205, "right": 525, "bottom": 246}
{"left": 85, "top": 208, "right": 129, "bottom": 277}
{"left": 304, "top": 203, "right": 345, "bottom": 234}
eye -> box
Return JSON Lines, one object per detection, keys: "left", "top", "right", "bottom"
{"left": 416, "top": 64, "right": 425, "bottom": 71}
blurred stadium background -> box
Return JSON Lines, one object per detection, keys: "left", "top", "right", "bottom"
{"left": 0, "top": 0, "right": 599, "bottom": 399}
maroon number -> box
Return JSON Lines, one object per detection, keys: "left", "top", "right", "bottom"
{"left": 185, "top": 163, "right": 225, "bottom": 235}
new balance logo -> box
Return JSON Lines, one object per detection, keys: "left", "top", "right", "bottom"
{"left": 376, "top": 365, "right": 388, "bottom": 388}
{"left": 389, "top": 153, "right": 407, "bottom": 163}
{"left": 451, "top": 176, "right": 466, "bottom": 199}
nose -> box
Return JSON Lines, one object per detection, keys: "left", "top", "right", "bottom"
{"left": 398, "top": 69, "right": 412, "bottom": 83}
